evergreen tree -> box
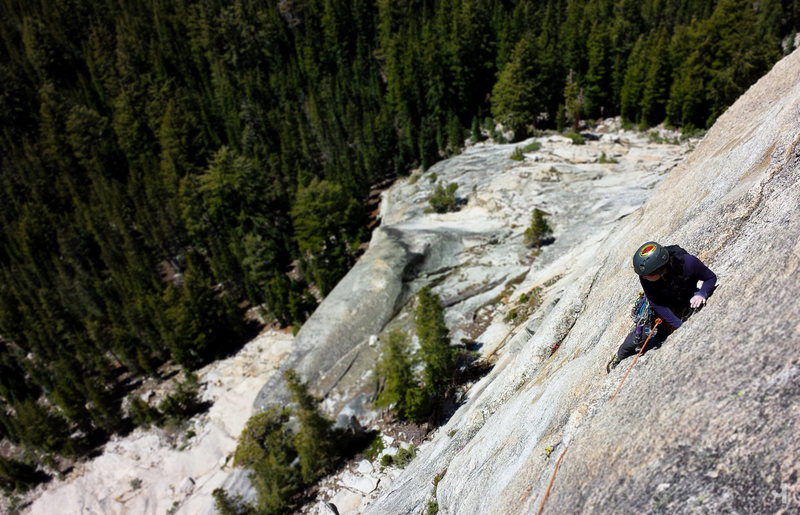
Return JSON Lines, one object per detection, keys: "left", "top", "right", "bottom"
{"left": 415, "top": 286, "right": 455, "bottom": 398}
{"left": 470, "top": 116, "right": 484, "bottom": 143}
{"left": 524, "top": 208, "right": 554, "bottom": 249}
{"left": 583, "top": 22, "right": 613, "bottom": 119}
{"left": 291, "top": 178, "right": 365, "bottom": 296}
{"left": 620, "top": 35, "right": 649, "bottom": 124}
{"left": 563, "top": 69, "right": 584, "bottom": 131}
{"left": 233, "top": 407, "right": 300, "bottom": 514}
{"left": 374, "top": 330, "right": 425, "bottom": 421}
{"left": 639, "top": 28, "right": 672, "bottom": 127}
{"left": 12, "top": 398, "right": 72, "bottom": 454}
{"left": 265, "top": 271, "right": 317, "bottom": 328}
{"left": 667, "top": 0, "right": 780, "bottom": 128}
{"left": 162, "top": 257, "right": 241, "bottom": 369}
{"left": 212, "top": 487, "right": 257, "bottom": 515}
{"left": 83, "top": 375, "right": 121, "bottom": 434}
{"left": 536, "top": 1, "right": 566, "bottom": 124}
{"left": 284, "top": 370, "right": 337, "bottom": 484}
{"left": 127, "top": 395, "right": 162, "bottom": 428}
{"left": 0, "top": 455, "right": 49, "bottom": 493}
{"left": 491, "top": 32, "right": 542, "bottom": 137}
{"left": 157, "top": 372, "right": 203, "bottom": 427}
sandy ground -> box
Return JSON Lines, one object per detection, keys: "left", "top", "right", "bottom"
{"left": 24, "top": 329, "right": 294, "bottom": 515}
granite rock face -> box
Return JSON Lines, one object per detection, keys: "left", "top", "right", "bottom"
{"left": 254, "top": 141, "right": 685, "bottom": 414}
{"left": 253, "top": 226, "right": 420, "bottom": 411}
{"left": 254, "top": 121, "right": 686, "bottom": 419}
{"left": 540, "top": 47, "right": 800, "bottom": 514}
{"left": 365, "top": 49, "right": 800, "bottom": 514}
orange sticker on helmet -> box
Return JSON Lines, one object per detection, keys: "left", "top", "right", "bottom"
{"left": 639, "top": 244, "right": 657, "bottom": 257}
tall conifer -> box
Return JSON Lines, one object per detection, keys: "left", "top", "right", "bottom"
{"left": 415, "top": 286, "right": 455, "bottom": 398}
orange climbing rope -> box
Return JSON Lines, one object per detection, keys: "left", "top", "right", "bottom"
{"left": 609, "top": 318, "right": 662, "bottom": 402}
{"left": 536, "top": 318, "right": 664, "bottom": 513}
{"left": 536, "top": 443, "right": 570, "bottom": 515}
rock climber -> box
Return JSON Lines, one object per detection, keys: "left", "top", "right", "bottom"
{"left": 607, "top": 241, "right": 717, "bottom": 372}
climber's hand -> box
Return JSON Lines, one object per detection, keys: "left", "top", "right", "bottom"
{"left": 690, "top": 295, "right": 706, "bottom": 309}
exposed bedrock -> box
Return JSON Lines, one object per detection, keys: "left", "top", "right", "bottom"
{"left": 366, "top": 49, "right": 800, "bottom": 514}
{"left": 252, "top": 224, "right": 465, "bottom": 412}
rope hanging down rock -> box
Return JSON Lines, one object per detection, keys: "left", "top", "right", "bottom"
{"left": 536, "top": 444, "right": 570, "bottom": 515}
{"left": 537, "top": 317, "right": 663, "bottom": 514}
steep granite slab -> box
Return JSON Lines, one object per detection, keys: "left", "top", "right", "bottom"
{"left": 543, "top": 46, "right": 800, "bottom": 513}
{"left": 366, "top": 48, "right": 800, "bottom": 514}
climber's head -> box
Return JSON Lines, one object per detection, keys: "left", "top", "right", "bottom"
{"left": 633, "top": 241, "right": 669, "bottom": 279}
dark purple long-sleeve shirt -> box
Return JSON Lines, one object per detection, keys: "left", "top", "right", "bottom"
{"left": 641, "top": 254, "right": 717, "bottom": 328}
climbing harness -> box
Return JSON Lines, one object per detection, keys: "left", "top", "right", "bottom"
{"left": 609, "top": 318, "right": 662, "bottom": 402}
{"left": 630, "top": 293, "right": 657, "bottom": 346}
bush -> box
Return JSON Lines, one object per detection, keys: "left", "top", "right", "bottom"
{"left": 0, "top": 455, "right": 50, "bottom": 493}
{"left": 379, "top": 445, "right": 418, "bottom": 469}
{"left": 647, "top": 130, "right": 665, "bottom": 143}
{"left": 364, "top": 434, "right": 385, "bottom": 461}
{"left": 506, "top": 287, "right": 543, "bottom": 326}
{"left": 522, "top": 141, "right": 542, "bottom": 152}
{"left": 213, "top": 488, "right": 257, "bottom": 515}
{"left": 393, "top": 446, "right": 416, "bottom": 468}
{"left": 157, "top": 373, "right": 205, "bottom": 428}
{"left": 523, "top": 209, "right": 553, "bottom": 248}
{"left": 509, "top": 147, "right": 524, "bottom": 161}
{"left": 127, "top": 395, "right": 162, "bottom": 428}
{"left": 565, "top": 132, "right": 585, "bottom": 145}
{"left": 598, "top": 151, "right": 618, "bottom": 164}
{"left": 233, "top": 407, "right": 300, "bottom": 514}
{"left": 427, "top": 183, "right": 458, "bottom": 214}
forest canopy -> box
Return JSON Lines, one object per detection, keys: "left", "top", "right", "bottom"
{"left": 0, "top": 0, "right": 797, "bottom": 463}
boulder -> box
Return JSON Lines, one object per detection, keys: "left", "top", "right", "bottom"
{"left": 356, "top": 459, "right": 374, "bottom": 475}
{"left": 329, "top": 489, "right": 362, "bottom": 514}
{"left": 339, "top": 471, "right": 378, "bottom": 494}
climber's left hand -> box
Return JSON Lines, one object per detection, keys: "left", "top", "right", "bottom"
{"left": 690, "top": 295, "right": 706, "bottom": 309}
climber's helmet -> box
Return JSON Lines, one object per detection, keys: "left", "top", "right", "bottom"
{"left": 633, "top": 241, "right": 669, "bottom": 276}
